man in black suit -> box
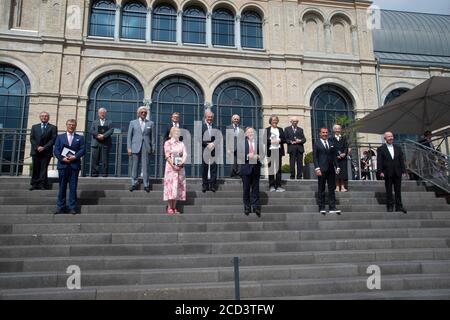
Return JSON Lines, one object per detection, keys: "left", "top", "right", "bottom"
{"left": 284, "top": 116, "right": 306, "bottom": 179}
{"left": 163, "top": 112, "right": 184, "bottom": 142}
{"left": 377, "top": 131, "right": 407, "bottom": 213}
{"left": 239, "top": 127, "right": 262, "bottom": 217}
{"left": 29, "top": 112, "right": 57, "bottom": 190}
{"left": 90, "top": 107, "right": 114, "bottom": 177}
{"left": 202, "top": 110, "right": 218, "bottom": 193}
{"left": 313, "top": 127, "right": 341, "bottom": 215}
{"left": 226, "top": 114, "right": 244, "bottom": 178}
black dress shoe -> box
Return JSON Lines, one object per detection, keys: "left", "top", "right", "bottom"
{"left": 202, "top": 187, "right": 207, "bottom": 193}
{"left": 255, "top": 209, "right": 261, "bottom": 218}
{"left": 69, "top": 209, "right": 77, "bottom": 215}
{"left": 396, "top": 207, "right": 407, "bottom": 214}
{"left": 29, "top": 185, "right": 36, "bottom": 191}
{"left": 210, "top": 187, "right": 216, "bottom": 193}
{"left": 129, "top": 185, "right": 137, "bottom": 192}
{"left": 102, "top": 174, "right": 108, "bottom": 177}
{"left": 54, "top": 208, "right": 65, "bottom": 214}
{"left": 244, "top": 208, "right": 251, "bottom": 216}
{"left": 43, "top": 184, "right": 51, "bottom": 190}
{"left": 144, "top": 186, "right": 150, "bottom": 193}
{"left": 387, "top": 206, "right": 394, "bottom": 212}
{"left": 91, "top": 174, "right": 99, "bottom": 177}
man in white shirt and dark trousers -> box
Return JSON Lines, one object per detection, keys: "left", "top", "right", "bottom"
{"left": 377, "top": 132, "right": 407, "bottom": 213}
{"left": 313, "top": 127, "right": 341, "bottom": 215}
{"left": 90, "top": 107, "right": 114, "bottom": 177}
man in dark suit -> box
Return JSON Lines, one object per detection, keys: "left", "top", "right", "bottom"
{"left": 53, "top": 119, "right": 86, "bottom": 214}
{"left": 313, "top": 127, "right": 341, "bottom": 215}
{"left": 202, "top": 110, "right": 218, "bottom": 193}
{"left": 284, "top": 116, "right": 306, "bottom": 179}
{"left": 90, "top": 107, "right": 113, "bottom": 177}
{"left": 377, "top": 131, "right": 407, "bottom": 213}
{"left": 163, "top": 112, "right": 184, "bottom": 142}
{"left": 29, "top": 112, "right": 57, "bottom": 190}
{"left": 226, "top": 114, "right": 244, "bottom": 178}
{"left": 239, "top": 127, "right": 262, "bottom": 217}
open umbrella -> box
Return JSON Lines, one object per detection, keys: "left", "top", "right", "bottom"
{"left": 356, "top": 76, "right": 450, "bottom": 134}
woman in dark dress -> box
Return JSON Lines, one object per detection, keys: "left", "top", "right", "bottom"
{"left": 330, "top": 125, "right": 349, "bottom": 192}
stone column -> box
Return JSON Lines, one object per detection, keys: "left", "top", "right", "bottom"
{"left": 176, "top": 10, "right": 182, "bottom": 45}
{"left": 324, "top": 22, "right": 332, "bottom": 53}
{"left": 206, "top": 13, "right": 212, "bottom": 47}
{"left": 235, "top": 15, "right": 241, "bottom": 49}
{"left": 351, "top": 25, "right": 359, "bottom": 55}
{"left": 146, "top": 7, "right": 152, "bottom": 42}
{"left": 114, "top": 4, "right": 121, "bottom": 40}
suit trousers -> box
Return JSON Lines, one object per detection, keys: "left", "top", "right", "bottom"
{"left": 57, "top": 167, "right": 79, "bottom": 210}
{"left": 268, "top": 153, "right": 283, "bottom": 188}
{"left": 31, "top": 154, "right": 51, "bottom": 187}
{"left": 317, "top": 170, "right": 337, "bottom": 210}
{"left": 91, "top": 145, "right": 109, "bottom": 175}
{"left": 289, "top": 149, "right": 303, "bottom": 178}
{"left": 131, "top": 148, "right": 150, "bottom": 187}
{"left": 242, "top": 173, "right": 260, "bottom": 209}
{"left": 384, "top": 176, "right": 403, "bottom": 208}
{"left": 230, "top": 152, "right": 240, "bottom": 177}
{"left": 202, "top": 160, "right": 217, "bottom": 188}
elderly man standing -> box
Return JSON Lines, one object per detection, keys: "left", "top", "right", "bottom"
{"left": 29, "top": 111, "right": 57, "bottom": 190}
{"left": 377, "top": 132, "right": 408, "bottom": 214}
{"left": 90, "top": 107, "right": 114, "bottom": 177}
{"left": 127, "top": 106, "right": 155, "bottom": 193}
{"left": 202, "top": 110, "right": 218, "bottom": 192}
{"left": 284, "top": 116, "right": 306, "bottom": 180}
{"left": 226, "top": 114, "right": 244, "bottom": 178}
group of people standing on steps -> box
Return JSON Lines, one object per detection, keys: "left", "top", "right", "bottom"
{"left": 28, "top": 106, "right": 408, "bottom": 217}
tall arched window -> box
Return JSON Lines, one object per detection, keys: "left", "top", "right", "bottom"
{"left": 121, "top": 1, "right": 147, "bottom": 40}
{"left": 89, "top": 0, "right": 116, "bottom": 37}
{"left": 86, "top": 73, "right": 144, "bottom": 176}
{"left": 385, "top": 88, "right": 418, "bottom": 142}
{"left": 152, "top": 3, "right": 177, "bottom": 42}
{"left": 183, "top": 6, "right": 206, "bottom": 44}
{"left": 212, "top": 8, "right": 235, "bottom": 47}
{"left": 212, "top": 79, "right": 262, "bottom": 177}
{"left": 152, "top": 76, "right": 205, "bottom": 177}
{"left": 0, "top": 64, "right": 30, "bottom": 175}
{"left": 310, "top": 84, "right": 354, "bottom": 142}
{"left": 241, "top": 10, "right": 263, "bottom": 49}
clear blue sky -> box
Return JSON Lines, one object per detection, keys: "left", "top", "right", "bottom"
{"left": 372, "top": 0, "right": 450, "bottom": 15}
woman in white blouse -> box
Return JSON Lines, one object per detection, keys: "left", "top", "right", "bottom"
{"left": 265, "top": 115, "right": 286, "bottom": 192}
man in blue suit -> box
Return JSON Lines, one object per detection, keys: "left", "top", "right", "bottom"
{"left": 54, "top": 119, "right": 86, "bottom": 214}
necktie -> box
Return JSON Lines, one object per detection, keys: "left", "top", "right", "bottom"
{"left": 249, "top": 141, "right": 254, "bottom": 154}
{"left": 324, "top": 140, "right": 329, "bottom": 150}
{"left": 68, "top": 134, "right": 73, "bottom": 146}
{"left": 41, "top": 123, "right": 46, "bottom": 133}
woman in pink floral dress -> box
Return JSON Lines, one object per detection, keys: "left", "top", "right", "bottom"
{"left": 163, "top": 127, "right": 187, "bottom": 215}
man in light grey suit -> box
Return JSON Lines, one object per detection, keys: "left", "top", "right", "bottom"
{"left": 127, "top": 106, "right": 155, "bottom": 192}
{"left": 90, "top": 107, "right": 114, "bottom": 177}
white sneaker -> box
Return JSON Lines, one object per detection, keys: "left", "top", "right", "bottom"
{"left": 276, "top": 187, "right": 285, "bottom": 192}
{"left": 269, "top": 187, "right": 276, "bottom": 192}
{"left": 329, "top": 209, "right": 342, "bottom": 215}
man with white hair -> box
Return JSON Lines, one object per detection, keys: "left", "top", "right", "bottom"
{"left": 377, "top": 131, "right": 407, "bottom": 213}
{"left": 226, "top": 114, "right": 244, "bottom": 178}
{"left": 202, "top": 110, "right": 218, "bottom": 192}
{"left": 284, "top": 116, "right": 306, "bottom": 179}
{"left": 90, "top": 107, "right": 114, "bottom": 177}
{"left": 127, "top": 106, "right": 155, "bottom": 192}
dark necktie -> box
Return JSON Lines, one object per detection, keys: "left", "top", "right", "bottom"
{"left": 41, "top": 123, "right": 46, "bottom": 134}
{"left": 324, "top": 140, "right": 329, "bottom": 150}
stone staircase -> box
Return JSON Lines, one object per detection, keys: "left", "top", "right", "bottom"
{"left": 0, "top": 177, "right": 449, "bottom": 300}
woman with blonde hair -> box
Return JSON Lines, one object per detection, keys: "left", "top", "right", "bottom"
{"left": 163, "top": 127, "right": 187, "bottom": 214}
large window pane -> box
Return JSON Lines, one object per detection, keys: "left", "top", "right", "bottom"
{"left": 121, "top": 1, "right": 147, "bottom": 40}
{"left": 89, "top": 0, "right": 115, "bottom": 37}
{"left": 241, "top": 11, "right": 263, "bottom": 49}
{"left": 152, "top": 4, "right": 176, "bottom": 42}
{"left": 212, "top": 8, "right": 234, "bottom": 47}
{"left": 183, "top": 6, "right": 206, "bottom": 44}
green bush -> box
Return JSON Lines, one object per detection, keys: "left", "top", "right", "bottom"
{"left": 281, "top": 164, "right": 290, "bottom": 173}
{"left": 304, "top": 151, "right": 314, "bottom": 165}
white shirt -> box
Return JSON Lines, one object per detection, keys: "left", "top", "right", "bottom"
{"left": 321, "top": 139, "right": 329, "bottom": 149}
{"left": 173, "top": 122, "right": 179, "bottom": 128}
{"left": 100, "top": 119, "right": 105, "bottom": 126}
{"left": 140, "top": 118, "right": 146, "bottom": 132}
{"left": 270, "top": 127, "right": 280, "bottom": 149}
{"left": 387, "top": 143, "right": 395, "bottom": 159}
{"left": 335, "top": 135, "right": 340, "bottom": 141}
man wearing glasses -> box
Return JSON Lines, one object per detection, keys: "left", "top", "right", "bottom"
{"left": 127, "top": 106, "right": 155, "bottom": 192}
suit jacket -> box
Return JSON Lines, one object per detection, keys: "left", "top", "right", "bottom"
{"left": 163, "top": 123, "right": 185, "bottom": 141}
{"left": 265, "top": 127, "right": 286, "bottom": 157}
{"left": 239, "top": 138, "right": 261, "bottom": 176}
{"left": 226, "top": 124, "right": 245, "bottom": 152}
{"left": 313, "top": 138, "right": 339, "bottom": 173}
{"left": 127, "top": 118, "right": 156, "bottom": 154}
{"left": 30, "top": 123, "right": 57, "bottom": 157}
{"left": 54, "top": 132, "right": 86, "bottom": 170}
{"left": 202, "top": 122, "right": 217, "bottom": 157}
{"left": 90, "top": 118, "right": 114, "bottom": 148}
{"left": 329, "top": 135, "right": 349, "bottom": 157}
{"left": 284, "top": 126, "right": 306, "bottom": 154}
{"left": 376, "top": 144, "right": 406, "bottom": 178}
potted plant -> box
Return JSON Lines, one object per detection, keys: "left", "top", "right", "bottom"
{"left": 303, "top": 151, "right": 315, "bottom": 179}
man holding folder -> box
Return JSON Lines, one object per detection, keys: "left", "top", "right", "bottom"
{"left": 54, "top": 119, "right": 86, "bottom": 214}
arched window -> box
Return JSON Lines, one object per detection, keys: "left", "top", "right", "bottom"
{"left": 152, "top": 76, "right": 205, "bottom": 177}
{"left": 212, "top": 8, "right": 235, "bottom": 47}
{"left": 183, "top": 6, "right": 206, "bottom": 44}
{"left": 310, "top": 84, "right": 354, "bottom": 142}
{"left": 385, "top": 88, "right": 418, "bottom": 142}
{"left": 121, "top": 1, "right": 147, "bottom": 40}
{"left": 241, "top": 10, "right": 263, "bottom": 49}
{"left": 89, "top": 0, "right": 116, "bottom": 37}
{"left": 0, "top": 64, "right": 30, "bottom": 175}
{"left": 212, "top": 79, "right": 262, "bottom": 177}
{"left": 152, "top": 3, "right": 177, "bottom": 42}
{"left": 86, "top": 73, "right": 144, "bottom": 176}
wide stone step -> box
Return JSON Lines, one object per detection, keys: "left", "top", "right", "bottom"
{"left": 1, "top": 248, "right": 449, "bottom": 273}
{"left": 1, "top": 260, "right": 450, "bottom": 290}
{"left": 1, "top": 228, "right": 450, "bottom": 246}
{"left": 2, "top": 273, "right": 450, "bottom": 300}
